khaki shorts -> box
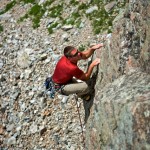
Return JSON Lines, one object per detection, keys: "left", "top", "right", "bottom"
{"left": 61, "top": 78, "right": 90, "bottom": 96}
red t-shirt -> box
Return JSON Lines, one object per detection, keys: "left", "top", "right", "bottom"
{"left": 52, "top": 56, "right": 84, "bottom": 84}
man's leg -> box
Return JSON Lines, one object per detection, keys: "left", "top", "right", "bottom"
{"left": 61, "top": 81, "right": 90, "bottom": 96}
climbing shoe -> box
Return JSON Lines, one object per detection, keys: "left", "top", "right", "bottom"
{"left": 81, "top": 94, "right": 91, "bottom": 101}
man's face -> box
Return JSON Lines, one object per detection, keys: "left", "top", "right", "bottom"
{"left": 69, "top": 49, "right": 82, "bottom": 60}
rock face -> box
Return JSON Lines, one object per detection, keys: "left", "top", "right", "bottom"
{"left": 86, "top": 0, "right": 150, "bottom": 149}
{"left": 86, "top": 71, "right": 150, "bottom": 149}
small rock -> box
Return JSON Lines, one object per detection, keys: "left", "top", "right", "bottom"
{"left": 6, "top": 124, "right": 14, "bottom": 132}
{"left": 24, "top": 48, "right": 34, "bottom": 55}
{"left": 104, "top": 1, "right": 116, "bottom": 12}
{"left": 0, "top": 59, "right": 4, "bottom": 69}
{"left": 61, "top": 33, "right": 69, "bottom": 41}
{"left": 17, "top": 51, "right": 31, "bottom": 69}
{"left": 62, "top": 25, "right": 73, "bottom": 31}
{"left": 86, "top": 6, "right": 98, "bottom": 14}
{"left": 16, "top": 126, "right": 22, "bottom": 132}
{"left": 40, "top": 127, "right": 47, "bottom": 136}
{"left": 24, "top": 69, "right": 32, "bottom": 79}
{"left": 0, "top": 125, "right": 4, "bottom": 134}
{"left": 38, "top": 0, "right": 45, "bottom": 5}
{"left": 61, "top": 96, "right": 69, "bottom": 104}
{"left": 30, "top": 123, "right": 38, "bottom": 134}
{"left": 42, "top": 109, "right": 52, "bottom": 117}
{"left": 40, "top": 53, "right": 47, "bottom": 60}
{"left": 7, "top": 136, "right": 16, "bottom": 145}
{"left": 47, "top": 18, "right": 55, "bottom": 27}
{"left": 0, "top": 74, "right": 6, "bottom": 82}
{"left": 0, "top": 13, "right": 12, "bottom": 20}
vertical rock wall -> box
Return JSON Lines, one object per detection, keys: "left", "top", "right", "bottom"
{"left": 86, "top": 0, "right": 150, "bottom": 149}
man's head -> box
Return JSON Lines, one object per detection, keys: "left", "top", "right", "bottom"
{"left": 64, "top": 46, "right": 82, "bottom": 62}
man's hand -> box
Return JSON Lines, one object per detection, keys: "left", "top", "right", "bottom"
{"left": 81, "top": 44, "right": 103, "bottom": 59}
{"left": 91, "top": 43, "right": 103, "bottom": 50}
{"left": 91, "top": 58, "right": 100, "bottom": 67}
{"left": 79, "top": 58, "right": 100, "bottom": 81}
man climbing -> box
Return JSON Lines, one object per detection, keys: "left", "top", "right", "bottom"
{"left": 46, "top": 44, "right": 103, "bottom": 100}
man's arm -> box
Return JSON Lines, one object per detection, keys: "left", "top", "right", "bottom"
{"left": 79, "top": 58, "right": 100, "bottom": 81}
{"left": 81, "top": 44, "right": 103, "bottom": 59}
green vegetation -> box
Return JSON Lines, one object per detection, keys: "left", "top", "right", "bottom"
{"left": 48, "top": 4, "right": 63, "bottom": 18}
{"left": 62, "top": 12, "right": 81, "bottom": 27}
{"left": 17, "top": 0, "right": 125, "bottom": 34}
{"left": 20, "top": 0, "right": 36, "bottom": 4}
{"left": 29, "top": 4, "right": 45, "bottom": 28}
{"left": 0, "top": 0, "right": 127, "bottom": 34}
{"left": 86, "top": 0, "right": 126, "bottom": 34}
{"left": 43, "top": 0, "right": 55, "bottom": 8}
{"left": 87, "top": 7, "right": 114, "bottom": 34}
{"left": 0, "top": 0, "right": 16, "bottom": 15}
{"left": 70, "top": 0, "right": 79, "bottom": 6}
{"left": 78, "top": 3, "right": 88, "bottom": 11}
{"left": 0, "top": 24, "right": 4, "bottom": 33}
{"left": 18, "top": 0, "right": 57, "bottom": 29}
{"left": 48, "top": 22, "right": 59, "bottom": 34}
{"left": 18, "top": 4, "right": 45, "bottom": 28}
{"left": 78, "top": 44, "right": 86, "bottom": 51}
{"left": 18, "top": 14, "right": 29, "bottom": 22}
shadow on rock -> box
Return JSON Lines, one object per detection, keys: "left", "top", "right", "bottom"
{"left": 83, "top": 65, "right": 100, "bottom": 124}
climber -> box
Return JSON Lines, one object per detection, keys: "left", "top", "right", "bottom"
{"left": 45, "top": 43, "right": 103, "bottom": 100}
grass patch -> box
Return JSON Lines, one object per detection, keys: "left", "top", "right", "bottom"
{"left": 70, "top": 0, "right": 79, "bottom": 6}
{"left": 85, "top": 1, "right": 126, "bottom": 34}
{"left": 48, "top": 4, "right": 63, "bottom": 18}
{"left": 16, "top": 0, "right": 127, "bottom": 34}
{"left": 48, "top": 22, "right": 59, "bottom": 34}
{"left": 0, "top": 0, "right": 16, "bottom": 15}
{"left": 19, "top": 0, "right": 36, "bottom": 4}
{"left": 18, "top": 14, "right": 29, "bottom": 22}
{"left": 0, "top": 24, "right": 4, "bottom": 33}
{"left": 78, "top": 3, "right": 88, "bottom": 10}
{"left": 78, "top": 44, "right": 86, "bottom": 51}
{"left": 43, "top": 0, "right": 55, "bottom": 8}
{"left": 28, "top": 4, "right": 45, "bottom": 28}
{"left": 89, "top": 8, "right": 114, "bottom": 34}
{"left": 62, "top": 12, "right": 81, "bottom": 26}
{"left": 18, "top": 1, "right": 61, "bottom": 29}
{"left": 29, "top": 4, "right": 42, "bottom": 15}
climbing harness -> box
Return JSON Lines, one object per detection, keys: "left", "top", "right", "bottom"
{"left": 74, "top": 94, "right": 86, "bottom": 149}
{"left": 44, "top": 77, "right": 64, "bottom": 98}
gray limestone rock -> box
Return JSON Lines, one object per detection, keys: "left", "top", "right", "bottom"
{"left": 0, "top": 59, "right": 4, "bottom": 69}
{"left": 104, "top": 1, "right": 116, "bottom": 12}
{"left": 85, "top": 0, "right": 150, "bottom": 149}
{"left": 86, "top": 71, "right": 150, "bottom": 150}
{"left": 7, "top": 136, "right": 16, "bottom": 145}
{"left": 86, "top": 6, "right": 98, "bottom": 14}
{"left": 61, "top": 25, "right": 73, "bottom": 31}
{"left": 17, "top": 51, "right": 31, "bottom": 69}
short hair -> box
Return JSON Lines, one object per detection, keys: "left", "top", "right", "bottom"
{"left": 64, "top": 46, "right": 75, "bottom": 57}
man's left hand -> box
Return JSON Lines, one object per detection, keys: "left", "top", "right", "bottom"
{"left": 92, "top": 43, "right": 103, "bottom": 50}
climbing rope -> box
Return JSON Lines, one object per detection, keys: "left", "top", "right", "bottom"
{"left": 74, "top": 94, "right": 86, "bottom": 149}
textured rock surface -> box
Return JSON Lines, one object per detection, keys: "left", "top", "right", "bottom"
{"left": 86, "top": 71, "right": 150, "bottom": 149}
{"left": 86, "top": 0, "right": 150, "bottom": 149}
